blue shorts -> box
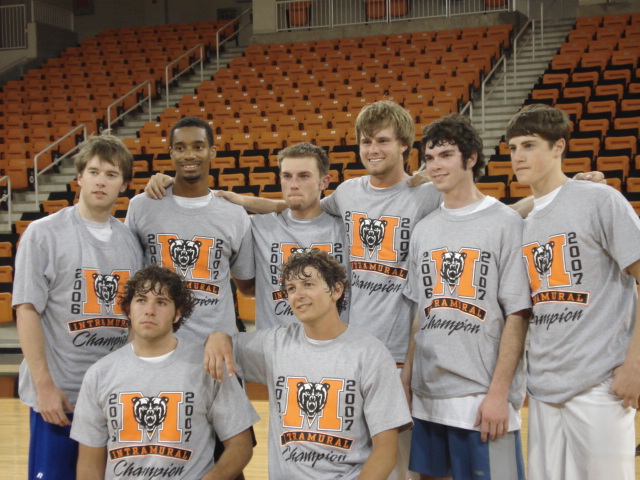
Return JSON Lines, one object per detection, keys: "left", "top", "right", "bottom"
{"left": 409, "top": 417, "right": 525, "bottom": 480}
{"left": 29, "top": 409, "right": 78, "bottom": 480}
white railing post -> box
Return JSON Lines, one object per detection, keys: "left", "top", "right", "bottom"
{"left": 33, "top": 125, "right": 86, "bottom": 208}
{"left": 0, "top": 177, "right": 12, "bottom": 231}
{"left": 107, "top": 80, "right": 153, "bottom": 131}
{"left": 540, "top": 2, "right": 544, "bottom": 48}
{"left": 164, "top": 44, "right": 205, "bottom": 109}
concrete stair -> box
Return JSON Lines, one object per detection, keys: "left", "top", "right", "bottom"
{"left": 474, "top": 19, "right": 575, "bottom": 160}
{"left": 1, "top": 46, "right": 248, "bottom": 233}
{"left": 112, "top": 45, "right": 246, "bottom": 139}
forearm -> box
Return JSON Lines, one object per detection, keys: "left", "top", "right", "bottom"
{"left": 487, "top": 310, "right": 529, "bottom": 398}
{"left": 201, "top": 430, "right": 253, "bottom": 480}
{"left": 618, "top": 262, "right": 640, "bottom": 375}
{"left": 401, "top": 314, "right": 418, "bottom": 387}
{"left": 76, "top": 445, "right": 107, "bottom": 480}
{"left": 16, "top": 304, "right": 54, "bottom": 389}
{"left": 242, "top": 196, "right": 286, "bottom": 214}
{"left": 358, "top": 429, "right": 398, "bottom": 480}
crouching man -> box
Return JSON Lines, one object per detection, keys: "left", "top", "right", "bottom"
{"left": 206, "top": 249, "right": 412, "bottom": 479}
{"left": 71, "top": 264, "right": 259, "bottom": 480}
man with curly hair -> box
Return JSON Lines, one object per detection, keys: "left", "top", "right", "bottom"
{"left": 206, "top": 249, "right": 412, "bottom": 480}
{"left": 402, "top": 114, "right": 531, "bottom": 479}
{"left": 71, "top": 264, "right": 259, "bottom": 480}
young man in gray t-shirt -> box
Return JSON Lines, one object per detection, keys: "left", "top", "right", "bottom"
{"left": 126, "top": 117, "right": 255, "bottom": 343}
{"left": 507, "top": 104, "right": 640, "bottom": 480}
{"left": 403, "top": 114, "right": 531, "bottom": 479}
{"left": 71, "top": 264, "right": 258, "bottom": 479}
{"left": 249, "top": 142, "right": 349, "bottom": 329}
{"left": 13, "top": 135, "right": 143, "bottom": 480}
{"left": 205, "top": 250, "right": 412, "bottom": 479}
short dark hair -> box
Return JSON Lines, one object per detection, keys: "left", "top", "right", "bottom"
{"left": 421, "top": 114, "right": 486, "bottom": 182}
{"left": 280, "top": 249, "right": 348, "bottom": 313}
{"left": 74, "top": 134, "right": 133, "bottom": 183}
{"left": 169, "top": 116, "right": 214, "bottom": 148}
{"left": 506, "top": 104, "right": 570, "bottom": 158}
{"left": 119, "top": 264, "right": 195, "bottom": 332}
{"left": 277, "top": 142, "right": 330, "bottom": 177}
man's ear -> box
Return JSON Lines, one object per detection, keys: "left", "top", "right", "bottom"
{"left": 331, "top": 282, "right": 345, "bottom": 301}
{"left": 466, "top": 151, "right": 478, "bottom": 170}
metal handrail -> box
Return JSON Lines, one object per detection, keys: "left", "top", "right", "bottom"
{"left": 513, "top": 18, "right": 534, "bottom": 85}
{"left": 107, "top": 80, "right": 153, "bottom": 131}
{"left": 33, "top": 124, "right": 87, "bottom": 208}
{"left": 216, "top": 8, "right": 253, "bottom": 71}
{"left": 164, "top": 44, "right": 204, "bottom": 108}
{"left": 30, "top": 0, "right": 73, "bottom": 31}
{"left": 0, "top": 176, "right": 12, "bottom": 231}
{"left": 460, "top": 100, "right": 473, "bottom": 118}
{"left": 0, "top": 56, "right": 28, "bottom": 75}
{"left": 481, "top": 55, "right": 508, "bottom": 130}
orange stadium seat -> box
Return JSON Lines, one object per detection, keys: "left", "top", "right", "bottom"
{"left": 596, "top": 152, "right": 630, "bottom": 179}
{"left": 0, "top": 292, "right": 14, "bottom": 323}
{"left": 605, "top": 132, "right": 637, "bottom": 156}
{"left": 477, "top": 180, "right": 507, "bottom": 199}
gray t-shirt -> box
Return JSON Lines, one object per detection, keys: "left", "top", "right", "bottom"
{"left": 71, "top": 339, "right": 259, "bottom": 480}
{"left": 234, "top": 323, "right": 412, "bottom": 479}
{"left": 13, "top": 206, "right": 143, "bottom": 408}
{"left": 321, "top": 176, "right": 441, "bottom": 362}
{"left": 126, "top": 188, "right": 253, "bottom": 342}
{"left": 250, "top": 209, "right": 349, "bottom": 329}
{"left": 404, "top": 201, "right": 531, "bottom": 408}
{"left": 523, "top": 180, "right": 640, "bottom": 403}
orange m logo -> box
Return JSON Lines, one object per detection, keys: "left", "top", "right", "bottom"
{"left": 118, "top": 392, "right": 184, "bottom": 443}
{"left": 522, "top": 234, "right": 571, "bottom": 291}
{"left": 280, "top": 377, "right": 345, "bottom": 431}
{"left": 82, "top": 269, "right": 132, "bottom": 315}
{"left": 430, "top": 248, "right": 480, "bottom": 298}
{"left": 157, "top": 234, "right": 217, "bottom": 280}
{"left": 350, "top": 213, "right": 400, "bottom": 262}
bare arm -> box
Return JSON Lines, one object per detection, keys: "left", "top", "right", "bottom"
{"left": 214, "top": 190, "right": 286, "bottom": 214}
{"left": 201, "top": 430, "right": 253, "bottom": 480}
{"left": 400, "top": 314, "right": 418, "bottom": 408}
{"left": 16, "top": 303, "right": 73, "bottom": 426}
{"left": 204, "top": 332, "right": 238, "bottom": 381}
{"left": 475, "top": 309, "right": 530, "bottom": 442}
{"left": 143, "top": 173, "right": 287, "bottom": 216}
{"left": 611, "top": 260, "right": 640, "bottom": 409}
{"left": 233, "top": 278, "right": 255, "bottom": 297}
{"left": 144, "top": 173, "right": 175, "bottom": 199}
{"left": 76, "top": 444, "right": 107, "bottom": 480}
{"left": 358, "top": 429, "right": 398, "bottom": 479}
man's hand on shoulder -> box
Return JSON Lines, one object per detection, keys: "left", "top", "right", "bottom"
{"left": 144, "top": 173, "right": 174, "bottom": 199}
{"left": 573, "top": 171, "right": 606, "bottom": 184}
{"left": 407, "top": 167, "right": 432, "bottom": 187}
{"left": 213, "top": 190, "right": 246, "bottom": 207}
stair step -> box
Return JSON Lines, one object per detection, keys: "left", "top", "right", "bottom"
{"left": 477, "top": 19, "right": 574, "bottom": 136}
